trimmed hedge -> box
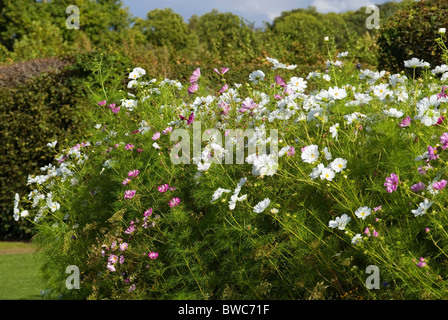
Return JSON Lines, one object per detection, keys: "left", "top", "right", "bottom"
{"left": 0, "top": 52, "right": 131, "bottom": 240}
{"left": 377, "top": 0, "right": 448, "bottom": 73}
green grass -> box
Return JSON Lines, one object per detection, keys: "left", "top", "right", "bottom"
{"left": 0, "top": 242, "right": 42, "bottom": 300}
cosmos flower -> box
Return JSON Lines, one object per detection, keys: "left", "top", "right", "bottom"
{"left": 433, "top": 179, "right": 447, "bottom": 190}
{"left": 169, "top": 197, "right": 181, "bottom": 207}
{"left": 411, "top": 182, "right": 426, "bottom": 192}
{"left": 148, "top": 252, "right": 158, "bottom": 260}
{"left": 124, "top": 190, "right": 136, "bottom": 199}
{"left": 384, "top": 173, "right": 399, "bottom": 193}
{"left": 253, "top": 198, "right": 271, "bottom": 213}
{"left": 355, "top": 206, "right": 372, "bottom": 220}
{"left": 127, "top": 170, "right": 139, "bottom": 177}
{"left": 249, "top": 70, "right": 265, "bottom": 85}
{"left": 190, "top": 68, "right": 201, "bottom": 84}
{"left": 399, "top": 116, "right": 412, "bottom": 127}
{"left": 328, "top": 214, "right": 351, "bottom": 230}
{"left": 301, "top": 145, "right": 319, "bottom": 164}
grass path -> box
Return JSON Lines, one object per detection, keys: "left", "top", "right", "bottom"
{"left": 0, "top": 242, "right": 42, "bottom": 300}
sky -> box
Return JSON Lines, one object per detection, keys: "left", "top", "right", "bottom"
{"left": 121, "top": 0, "right": 398, "bottom": 27}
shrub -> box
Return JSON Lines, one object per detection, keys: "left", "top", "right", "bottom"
{"left": 377, "top": 0, "right": 448, "bottom": 74}
{"left": 0, "top": 52, "right": 132, "bottom": 240}
{"left": 19, "top": 38, "right": 448, "bottom": 299}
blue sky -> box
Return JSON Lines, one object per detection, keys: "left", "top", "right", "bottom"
{"left": 121, "top": 0, "right": 398, "bottom": 27}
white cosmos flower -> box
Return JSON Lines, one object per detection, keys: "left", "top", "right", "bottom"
{"left": 249, "top": 70, "right": 265, "bottom": 85}
{"left": 415, "top": 95, "right": 442, "bottom": 126}
{"left": 288, "top": 77, "right": 307, "bottom": 93}
{"left": 301, "top": 145, "right": 319, "bottom": 164}
{"left": 253, "top": 198, "right": 271, "bottom": 213}
{"left": 20, "top": 210, "right": 29, "bottom": 218}
{"left": 129, "top": 67, "right": 146, "bottom": 79}
{"left": 431, "top": 64, "right": 448, "bottom": 74}
{"left": 266, "top": 57, "right": 297, "bottom": 70}
{"left": 320, "top": 167, "right": 335, "bottom": 181}
{"left": 359, "top": 69, "right": 386, "bottom": 84}
{"left": 328, "top": 86, "right": 347, "bottom": 100}
{"left": 384, "top": 108, "right": 404, "bottom": 118}
{"left": 329, "top": 123, "right": 339, "bottom": 139}
{"left": 211, "top": 188, "right": 231, "bottom": 202}
{"left": 121, "top": 99, "right": 138, "bottom": 111}
{"left": 323, "top": 147, "right": 332, "bottom": 160}
{"left": 323, "top": 74, "right": 331, "bottom": 82}
{"left": 355, "top": 206, "right": 372, "bottom": 220}
{"left": 310, "top": 163, "right": 325, "bottom": 180}
{"left": 404, "top": 58, "right": 428, "bottom": 68}
{"left": 330, "top": 158, "right": 347, "bottom": 173}
{"left": 412, "top": 199, "right": 433, "bottom": 217}
{"left": 46, "top": 141, "right": 57, "bottom": 148}
{"left": 328, "top": 213, "right": 351, "bottom": 230}
{"left": 351, "top": 234, "right": 363, "bottom": 245}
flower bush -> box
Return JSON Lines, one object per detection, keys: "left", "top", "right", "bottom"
{"left": 15, "top": 32, "right": 448, "bottom": 300}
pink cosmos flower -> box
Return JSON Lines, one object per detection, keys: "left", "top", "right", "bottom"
{"left": 107, "top": 103, "right": 116, "bottom": 109}
{"left": 122, "top": 178, "right": 131, "bottom": 185}
{"left": 214, "top": 67, "right": 229, "bottom": 75}
{"left": 219, "top": 84, "right": 229, "bottom": 94}
{"left": 364, "top": 227, "right": 370, "bottom": 236}
{"left": 384, "top": 173, "right": 399, "bottom": 193}
{"left": 188, "top": 83, "right": 199, "bottom": 94}
{"left": 436, "top": 117, "right": 445, "bottom": 126}
{"left": 438, "top": 86, "right": 447, "bottom": 99}
{"left": 136, "top": 148, "right": 143, "bottom": 153}
{"left": 128, "top": 169, "right": 139, "bottom": 177}
{"left": 433, "top": 179, "right": 447, "bottom": 190}
{"left": 239, "top": 99, "right": 257, "bottom": 113}
{"left": 169, "top": 197, "right": 181, "bottom": 207}
{"left": 129, "top": 284, "right": 136, "bottom": 292}
{"left": 148, "top": 252, "right": 158, "bottom": 260}
{"left": 373, "top": 205, "right": 382, "bottom": 212}
{"left": 107, "top": 263, "right": 116, "bottom": 272}
{"left": 119, "top": 243, "right": 128, "bottom": 251}
{"left": 398, "top": 116, "right": 412, "bottom": 127}
{"left": 125, "top": 144, "right": 134, "bottom": 150}
{"left": 98, "top": 100, "right": 106, "bottom": 106}
{"left": 108, "top": 254, "right": 118, "bottom": 264}
{"left": 411, "top": 182, "right": 425, "bottom": 192}
{"left": 275, "top": 75, "right": 287, "bottom": 87}
{"left": 428, "top": 145, "right": 439, "bottom": 160}
{"left": 144, "top": 208, "right": 153, "bottom": 217}
{"left": 111, "top": 106, "right": 120, "bottom": 114}
{"left": 287, "top": 146, "right": 295, "bottom": 156}
{"left": 187, "top": 112, "right": 195, "bottom": 125}
{"left": 373, "top": 230, "right": 379, "bottom": 237}
{"left": 219, "top": 101, "right": 230, "bottom": 115}
{"left": 119, "top": 255, "right": 125, "bottom": 264}
{"left": 190, "top": 68, "right": 201, "bottom": 84}
{"left": 440, "top": 132, "right": 448, "bottom": 149}
{"left": 162, "top": 127, "right": 173, "bottom": 134}
{"left": 416, "top": 257, "right": 427, "bottom": 268}
{"left": 124, "top": 190, "right": 136, "bottom": 199}
{"left": 158, "top": 184, "right": 169, "bottom": 193}
{"left": 152, "top": 132, "right": 161, "bottom": 141}
{"left": 284, "top": 86, "right": 294, "bottom": 95}
{"left": 124, "top": 224, "right": 135, "bottom": 235}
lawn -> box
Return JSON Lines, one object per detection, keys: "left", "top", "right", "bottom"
{"left": 0, "top": 242, "right": 42, "bottom": 300}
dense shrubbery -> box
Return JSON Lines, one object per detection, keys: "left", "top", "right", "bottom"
{"left": 378, "top": 0, "right": 448, "bottom": 74}
{"left": 16, "top": 28, "right": 448, "bottom": 299}
{"left": 0, "top": 52, "right": 131, "bottom": 240}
